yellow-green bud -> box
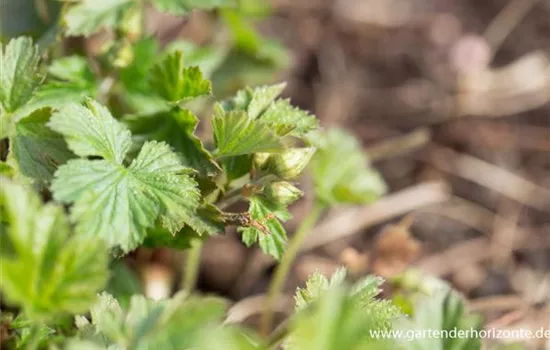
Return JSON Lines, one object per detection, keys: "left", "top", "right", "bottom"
{"left": 266, "top": 147, "right": 316, "bottom": 179}
{"left": 253, "top": 152, "right": 271, "bottom": 169}
{"left": 112, "top": 42, "right": 134, "bottom": 68}
{"left": 265, "top": 181, "right": 303, "bottom": 205}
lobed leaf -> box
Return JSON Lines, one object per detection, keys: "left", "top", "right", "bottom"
{"left": 307, "top": 128, "right": 387, "bottom": 205}
{"left": 50, "top": 101, "right": 203, "bottom": 253}
{"left": 126, "top": 107, "right": 220, "bottom": 177}
{"left": 11, "top": 108, "right": 74, "bottom": 181}
{"left": 48, "top": 99, "right": 132, "bottom": 164}
{"left": 149, "top": 51, "right": 211, "bottom": 103}
{"left": 212, "top": 107, "right": 282, "bottom": 157}
{"left": 63, "top": 0, "right": 133, "bottom": 36}
{"left": 394, "top": 277, "right": 483, "bottom": 350}
{"left": 261, "top": 99, "right": 318, "bottom": 137}
{"left": 52, "top": 141, "right": 201, "bottom": 252}
{"left": 288, "top": 270, "right": 401, "bottom": 350}
{"left": 71, "top": 292, "right": 250, "bottom": 349}
{"left": 0, "top": 178, "right": 108, "bottom": 321}
{"left": 0, "top": 37, "right": 41, "bottom": 114}
{"left": 48, "top": 56, "right": 96, "bottom": 86}
{"left": 223, "top": 83, "right": 286, "bottom": 119}
{"left": 239, "top": 196, "right": 289, "bottom": 260}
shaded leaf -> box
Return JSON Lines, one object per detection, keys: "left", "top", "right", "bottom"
{"left": 11, "top": 108, "right": 74, "bottom": 181}
{"left": 143, "top": 204, "right": 225, "bottom": 249}
{"left": 106, "top": 261, "right": 143, "bottom": 309}
{"left": 126, "top": 107, "right": 219, "bottom": 177}
{"left": 150, "top": 51, "right": 211, "bottom": 103}
{"left": 164, "top": 40, "right": 227, "bottom": 78}
{"left": 222, "top": 154, "right": 252, "bottom": 181}
{"left": 0, "top": 37, "right": 41, "bottom": 113}
{"left": 48, "top": 55, "right": 95, "bottom": 86}
{"left": 120, "top": 37, "right": 159, "bottom": 95}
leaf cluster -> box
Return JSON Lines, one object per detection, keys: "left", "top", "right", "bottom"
{"left": 0, "top": 2, "right": 486, "bottom": 349}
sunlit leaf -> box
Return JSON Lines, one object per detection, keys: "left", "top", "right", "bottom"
{"left": 0, "top": 178, "right": 108, "bottom": 320}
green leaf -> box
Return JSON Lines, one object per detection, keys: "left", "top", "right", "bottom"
{"left": 288, "top": 272, "right": 401, "bottom": 350}
{"left": 221, "top": 9, "right": 262, "bottom": 54}
{"left": 244, "top": 83, "right": 286, "bottom": 119}
{"left": 48, "top": 55, "right": 95, "bottom": 86}
{"left": 308, "top": 129, "right": 387, "bottom": 205}
{"left": 11, "top": 108, "right": 74, "bottom": 181}
{"left": 212, "top": 49, "right": 288, "bottom": 96}
{"left": 261, "top": 99, "right": 318, "bottom": 137}
{"left": 48, "top": 99, "right": 132, "bottom": 164}
{"left": 8, "top": 55, "right": 96, "bottom": 122}
{"left": 74, "top": 292, "right": 233, "bottom": 349}
{"left": 288, "top": 286, "right": 378, "bottom": 350}
{"left": 50, "top": 100, "right": 202, "bottom": 252}
{"left": 126, "top": 107, "right": 220, "bottom": 177}
{"left": 223, "top": 83, "right": 286, "bottom": 119}
{"left": 212, "top": 107, "right": 282, "bottom": 157}
{"left": 63, "top": 0, "right": 133, "bottom": 36}
{"left": 10, "top": 314, "right": 57, "bottom": 349}
{"left": 239, "top": 196, "right": 289, "bottom": 260}
{"left": 295, "top": 268, "right": 347, "bottom": 311}
{"left": 51, "top": 140, "right": 201, "bottom": 252}
{"left": 106, "top": 261, "right": 143, "bottom": 309}
{"left": 0, "top": 37, "right": 41, "bottom": 113}
{"left": 394, "top": 280, "right": 483, "bottom": 350}
{"left": 222, "top": 154, "right": 253, "bottom": 181}
{"left": 151, "top": 0, "right": 236, "bottom": 15}
{"left": 0, "top": 178, "right": 108, "bottom": 320}
{"left": 120, "top": 38, "right": 159, "bottom": 95}
{"left": 143, "top": 204, "right": 225, "bottom": 249}
{"left": 164, "top": 40, "right": 227, "bottom": 78}
{"left": 150, "top": 51, "right": 211, "bottom": 103}
{"left": 143, "top": 227, "right": 201, "bottom": 250}
{"left": 10, "top": 81, "right": 95, "bottom": 123}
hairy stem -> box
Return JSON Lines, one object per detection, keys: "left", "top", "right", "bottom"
{"left": 183, "top": 239, "right": 203, "bottom": 294}
{"left": 261, "top": 201, "right": 324, "bottom": 337}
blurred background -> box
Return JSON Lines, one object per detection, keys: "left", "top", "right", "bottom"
{"left": 3, "top": 0, "right": 549, "bottom": 348}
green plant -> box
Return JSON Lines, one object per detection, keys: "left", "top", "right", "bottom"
{"left": 1, "top": 2, "right": 484, "bottom": 349}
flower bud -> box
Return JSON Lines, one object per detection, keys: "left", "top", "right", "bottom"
{"left": 112, "top": 42, "right": 134, "bottom": 68}
{"left": 265, "top": 181, "right": 303, "bottom": 205}
{"left": 253, "top": 152, "right": 271, "bottom": 169}
{"left": 266, "top": 147, "right": 316, "bottom": 179}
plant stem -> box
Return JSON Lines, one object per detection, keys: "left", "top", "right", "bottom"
{"left": 139, "top": 0, "right": 147, "bottom": 39}
{"left": 25, "top": 324, "right": 41, "bottom": 350}
{"left": 260, "top": 201, "right": 324, "bottom": 337}
{"left": 183, "top": 239, "right": 202, "bottom": 294}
